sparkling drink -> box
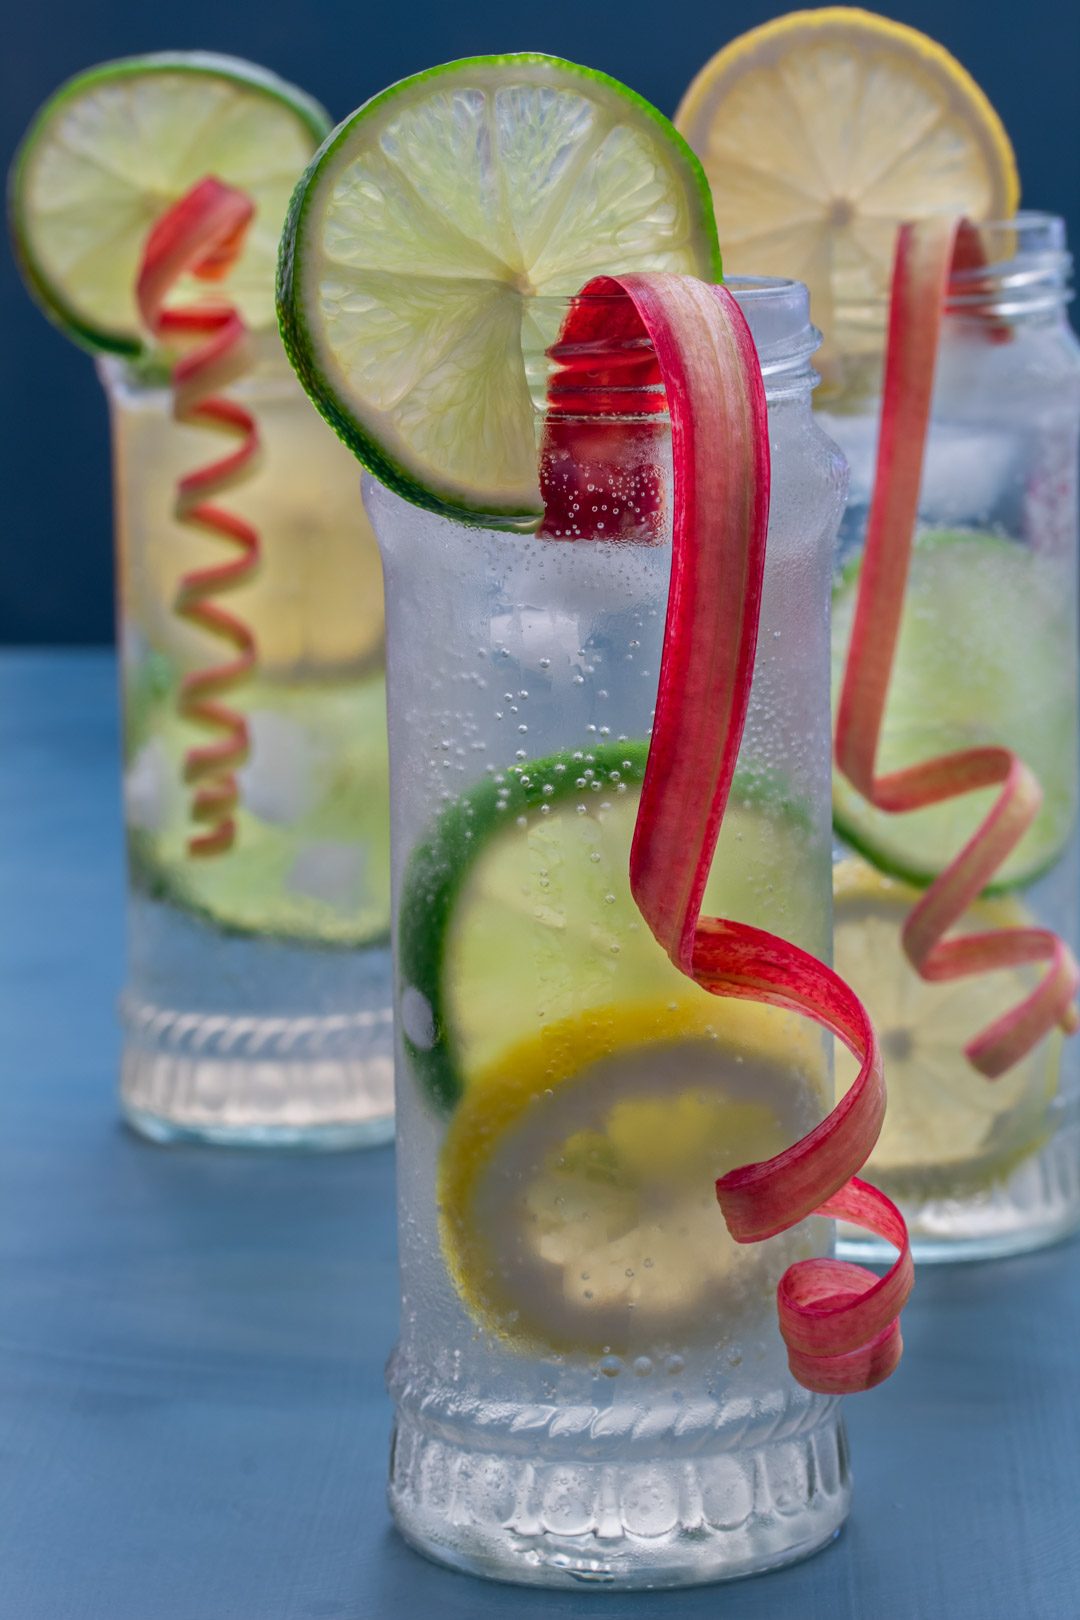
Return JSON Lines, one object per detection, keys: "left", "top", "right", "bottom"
{"left": 821, "top": 216, "right": 1080, "bottom": 1257}
{"left": 110, "top": 336, "right": 394, "bottom": 1146}
{"left": 372, "top": 282, "right": 852, "bottom": 1586}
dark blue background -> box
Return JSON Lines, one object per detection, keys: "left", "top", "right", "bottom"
{"left": 3, "top": 2, "right": 1077, "bottom": 643}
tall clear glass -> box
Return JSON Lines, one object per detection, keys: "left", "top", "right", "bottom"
{"left": 820, "top": 215, "right": 1080, "bottom": 1258}
{"left": 369, "top": 281, "right": 850, "bottom": 1587}
{"left": 106, "top": 333, "right": 394, "bottom": 1147}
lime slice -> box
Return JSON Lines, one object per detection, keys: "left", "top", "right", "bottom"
{"left": 675, "top": 9, "right": 1017, "bottom": 377}
{"left": 398, "top": 739, "right": 828, "bottom": 1110}
{"left": 11, "top": 53, "right": 330, "bottom": 354}
{"left": 277, "top": 53, "right": 720, "bottom": 526}
{"left": 834, "top": 858, "right": 1059, "bottom": 1195}
{"left": 832, "top": 529, "right": 1078, "bottom": 889}
{"left": 439, "top": 998, "right": 827, "bottom": 1356}
{"left": 125, "top": 662, "right": 390, "bottom": 945}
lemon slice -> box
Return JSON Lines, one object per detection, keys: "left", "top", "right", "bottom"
{"left": 675, "top": 9, "right": 1018, "bottom": 368}
{"left": 114, "top": 349, "right": 385, "bottom": 676}
{"left": 438, "top": 998, "right": 828, "bottom": 1355}
{"left": 834, "top": 858, "right": 1059, "bottom": 1194}
{"left": 278, "top": 53, "right": 719, "bottom": 527}
{"left": 831, "top": 529, "right": 1077, "bottom": 889}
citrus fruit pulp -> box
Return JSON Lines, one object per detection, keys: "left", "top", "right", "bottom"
{"left": 675, "top": 8, "right": 1018, "bottom": 374}
{"left": 11, "top": 52, "right": 329, "bottom": 353}
{"left": 112, "top": 344, "right": 385, "bottom": 676}
{"left": 438, "top": 998, "right": 828, "bottom": 1355}
{"left": 398, "top": 740, "right": 828, "bottom": 1111}
{"left": 831, "top": 528, "right": 1077, "bottom": 889}
{"left": 278, "top": 53, "right": 719, "bottom": 525}
{"left": 125, "top": 662, "right": 390, "bottom": 945}
{"left": 834, "top": 858, "right": 1059, "bottom": 1192}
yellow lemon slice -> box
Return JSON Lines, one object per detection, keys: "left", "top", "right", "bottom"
{"left": 675, "top": 8, "right": 1018, "bottom": 376}
{"left": 438, "top": 998, "right": 830, "bottom": 1357}
{"left": 834, "top": 859, "right": 1059, "bottom": 1195}
{"left": 118, "top": 357, "right": 385, "bottom": 676}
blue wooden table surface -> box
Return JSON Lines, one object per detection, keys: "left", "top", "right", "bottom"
{"left": 2, "top": 649, "right": 1078, "bottom": 1620}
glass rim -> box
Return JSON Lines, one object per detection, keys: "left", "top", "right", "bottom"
{"left": 835, "top": 211, "right": 1071, "bottom": 321}
{"left": 528, "top": 276, "right": 821, "bottom": 377}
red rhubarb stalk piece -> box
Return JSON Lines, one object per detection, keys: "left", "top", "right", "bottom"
{"left": 136, "top": 177, "right": 261, "bottom": 858}
{"left": 834, "top": 217, "right": 1080, "bottom": 1076}
{"left": 544, "top": 274, "right": 913, "bottom": 1395}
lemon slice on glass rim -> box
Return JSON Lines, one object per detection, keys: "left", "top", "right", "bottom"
{"left": 675, "top": 8, "right": 1018, "bottom": 377}
{"left": 833, "top": 858, "right": 1060, "bottom": 1195}
{"left": 438, "top": 997, "right": 829, "bottom": 1357}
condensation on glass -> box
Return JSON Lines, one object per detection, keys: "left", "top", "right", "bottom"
{"left": 821, "top": 215, "right": 1080, "bottom": 1260}
{"left": 104, "top": 333, "right": 394, "bottom": 1147}
{"left": 367, "top": 281, "right": 851, "bottom": 1587}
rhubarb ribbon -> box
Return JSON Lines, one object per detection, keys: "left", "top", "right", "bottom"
{"left": 136, "top": 177, "right": 261, "bottom": 857}
{"left": 834, "top": 217, "right": 1080, "bottom": 1076}
{"left": 543, "top": 274, "right": 912, "bottom": 1394}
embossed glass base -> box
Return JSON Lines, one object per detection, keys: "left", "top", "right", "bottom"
{"left": 838, "top": 1117, "right": 1080, "bottom": 1264}
{"left": 120, "top": 895, "right": 394, "bottom": 1148}
{"left": 120, "top": 994, "right": 395, "bottom": 1148}
{"left": 387, "top": 1386, "right": 850, "bottom": 1590}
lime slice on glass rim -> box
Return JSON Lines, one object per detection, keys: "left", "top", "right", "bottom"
{"left": 833, "top": 858, "right": 1059, "bottom": 1195}
{"left": 831, "top": 528, "right": 1078, "bottom": 890}
{"left": 10, "top": 52, "right": 330, "bottom": 354}
{"left": 398, "top": 739, "right": 827, "bottom": 1111}
{"left": 439, "top": 997, "right": 827, "bottom": 1356}
{"left": 277, "top": 53, "right": 720, "bottom": 527}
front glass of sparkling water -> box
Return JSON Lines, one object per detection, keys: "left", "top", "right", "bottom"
{"left": 368, "top": 280, "right": 850, "bottom": 1587}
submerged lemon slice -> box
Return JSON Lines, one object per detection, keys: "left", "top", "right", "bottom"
{"left": 834, "top": 859, "right": 1059, "bottom": 1193}
{"left": 438, "top": 999, "right": 828, "bottom": 1356}
{"left": 116, "top": 353, "right": 385, "bottom": 676}
{"left": 675, "top": 9, "right": 1018, "bottom": 368}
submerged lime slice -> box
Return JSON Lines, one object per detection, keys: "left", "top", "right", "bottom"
{"left": 398, "top": 740, "right": 828, "bottom": 1110}
{"left": 277, "top": 53, "right": 720, "bottom": 527}
{"left": 10, "top": 53, "right": 329, "bottom": 353}
{"left": 125, "top": 664, "right": 390, "bottom": 946}
{"left": 832, "top": 529, "right": 1078, "bottom": 889}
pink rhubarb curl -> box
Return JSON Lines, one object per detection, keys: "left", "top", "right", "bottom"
{"left": 136, "top": 177, "right": 262, "bottom": 858}
{"left": 544, "top": 274, "right": 912, "bottom": 1395}
{"left": 834, "top": 216, "right": 1080, "bottom": 1077}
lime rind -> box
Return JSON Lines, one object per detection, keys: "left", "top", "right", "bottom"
{"left": 831, "top": 528, "right": 1078, "bottom": 891}
{"left": 10, "top": 51, "right": 331, "bottom": 356}
{"left": 125, "top": 661, "right": 391, "bottom": 947}
{"left": 277, "top": 52, "right": 721, "bottom": 529}
{"left": 399, "top": 740, "right": 815, "bottom": 1113}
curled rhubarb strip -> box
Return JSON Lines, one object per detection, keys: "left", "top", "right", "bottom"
{"left": 543, "top": 274, "right": 912, "bottom": 1394}
{"left": 136, "top": 178, "right": 261, "bottom": 857}
{"left": 834, "top": 217, "right": 1080, "bottom": 1077}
